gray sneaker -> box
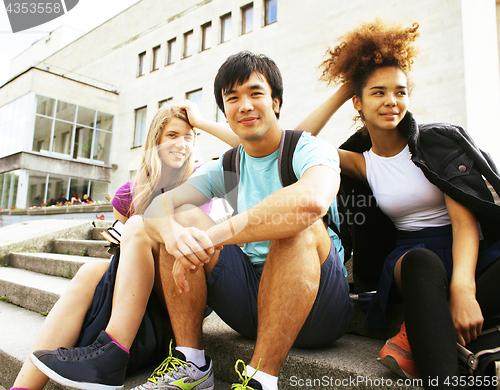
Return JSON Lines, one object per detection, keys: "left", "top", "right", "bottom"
{"left": 132, "top": 342, "right": 214, "bottom": 390}
{"left": 30, "top": 330, "right": 128, "bottom": 390}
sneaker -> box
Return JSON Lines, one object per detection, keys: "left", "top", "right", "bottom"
{"left": 231, "top": 359, "right": 263, "bottom": 390}
{"left": 377, "top": 322, "right": 419, "bottom": 379}
{"left": 30, "top": 330, "right": 129, "bottom": 390}
{"left": 131, "top": 341, "right": 214, "bottom": 390}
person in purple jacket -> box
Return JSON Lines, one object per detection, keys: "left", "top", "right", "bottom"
{"left": 11, "top": 103, "right": 238, "bottom": 390}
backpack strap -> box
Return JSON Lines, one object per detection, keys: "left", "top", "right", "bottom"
{"left": 278, "top": 130, "right": 303, "bottom": 186}
{"left": 222, "top": 145, "right": 241, "bottom": 215}
{"left": 279, "top": 130, "right": 341, "bottom": 238}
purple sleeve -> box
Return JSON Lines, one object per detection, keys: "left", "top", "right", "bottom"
{"left": 193, "top": 164, "right": 213, "bottom": 215}
{"left": 112, "top": 181, "right": 133, "bottom": 218}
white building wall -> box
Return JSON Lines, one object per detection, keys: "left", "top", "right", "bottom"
{"left": 3, "top": 0, "right": 500, "bottom": 196}
{"left": 461, "top": 0, "right": 500, "bottom": 163}
{"left": 0, "top": 93, "right": 35, "bottom": 157}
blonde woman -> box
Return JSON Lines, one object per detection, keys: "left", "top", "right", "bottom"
{"left": 11, "top": 103, "right": 237, "bottom": 390}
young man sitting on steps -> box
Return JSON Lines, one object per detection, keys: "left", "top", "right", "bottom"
{"left": 137, "top": 51, "right": 354, "bottom": 390}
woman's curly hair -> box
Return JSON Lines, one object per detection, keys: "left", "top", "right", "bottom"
{"left": 320, "top": 19, "right": 420, "bottom": 96}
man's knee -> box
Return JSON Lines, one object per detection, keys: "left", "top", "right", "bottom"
{"left": 174, "top": 204, "right": 214, "bottom": 230}
{"left": 270, "top": 219, "right": 330, "bottom": 259}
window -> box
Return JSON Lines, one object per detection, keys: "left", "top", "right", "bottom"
{"left": 186, "top": 89, "right": 203, "bottom": 112}
{"left": 0, "top": 171, "right": 19, "bottom": 209}
{"left": 32, "top": 96, "right": 113, "bottom": 164}
{"left": 159, "top": 98, "right": 173, "bottom": 108}
{"left": 220, "top": 13, "right": 231, "bottom": 43}
{"left": 133, "top": 106, "right": 147, "bottom": 147}
{"left": 137, "top": 51, "right": 146, "bottom": 77}
{"left": 167, "top": 38, "right": 176, "bottom": 65}
{"left": 183, "top": 30, "right": 194, "bottom": 58}
{"left": 26, "top": 171, "right": 47, "bottom": 208}
{"left": 69, "top": 177, "right": 89, "bottom": 203}
{"left": 23, "top": 171, "right": 109, "bottom": 208}
{"left": 264, "top": 0, "right": 277, "bottom": 25}
{"left": 152, "top": 45, "right": 161, "bottom": 71}
{"left": 241, "top": 4, "right": 253, "bottom": 34}
{"left": 47, "top": 174, "right": 69, "bottom": 205}
{"left": 201, "top": 22, "right": 212, "bottom": 51}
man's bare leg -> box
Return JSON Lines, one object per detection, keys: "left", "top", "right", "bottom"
{"left": 250, "top": 220, "right": 331, "bottom": 376}
{"left": 157, "top": 205, "right": 219, "bottom": 349}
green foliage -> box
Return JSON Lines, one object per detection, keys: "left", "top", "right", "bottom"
{"left": 80, "top": 247, "right": 88, "bottom": 256}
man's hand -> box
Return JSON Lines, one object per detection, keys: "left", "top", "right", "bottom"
{"left": 164, "top": 227, "right": 215, "bottom": 292}
{"left": 179, "top": 100, "right": 203, "bottom": 128}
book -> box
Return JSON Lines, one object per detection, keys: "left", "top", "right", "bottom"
{"left": 100, "top": 219, "right": 125, "bottom": 245}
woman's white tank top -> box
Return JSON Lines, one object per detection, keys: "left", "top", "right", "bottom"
{"left": 363, "top": 145, "right": 450, "bottom": 231}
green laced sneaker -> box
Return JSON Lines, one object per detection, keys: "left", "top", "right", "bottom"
{"left": 231, "top": 359, "right": 263, "bottom": 390}
{"left": 131, "top": 341, "right": 214, "bottom": 390}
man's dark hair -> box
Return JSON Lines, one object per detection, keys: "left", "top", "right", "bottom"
{"left": 214, "top": 51, "right": 283, "bottom": 119}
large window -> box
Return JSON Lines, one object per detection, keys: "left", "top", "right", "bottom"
{"left": 23, "top": 171, "right": 109, "bottom": 208}
{"left": 264, "top": 0, "right": 277, "bottom": 25}
{"left": 241, "top": 3, "right": 253, "bottom": 35}
{"left": 167, "top": 38, "right": 176, "bottom": 65}
{"left": 201, "top": 22, "right": 212, "bottom": 51}
{"left": 0, "top": 171, "right": 19, "bottom": 209}
{"left": 26, "top": 171, "right": 46, "bottom": 208}
{"left": 183, "top": 30, "right": 194, "bottom": 58}
{"left": 137, "top": 51, "right": 146, "bottom": 77}
{"left": 47, "top": 174, "right": 69, "bottom": 205}
{"left": 220, "top": 13, "right": 232, "bottom": 43}
{"left": 32, "top": 95, "right": 113, "bottom": 165}
{"left": 133, "top": 106, "right": 148, "bottom": 147}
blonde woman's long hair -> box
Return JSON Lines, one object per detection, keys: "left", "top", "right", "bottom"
{"left": 130, "top": 105, "right": 196, "bottom": 216}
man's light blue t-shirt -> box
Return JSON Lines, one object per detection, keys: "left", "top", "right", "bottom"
{"left": 187, "top": 132, "right": 344, "bottom": 272}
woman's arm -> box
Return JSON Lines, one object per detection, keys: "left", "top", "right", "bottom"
{"left": 445, "top": 194, "right": 483, "bottom": 346}
{"left": 180, "top": 100, "right": 240, "bottom": 147}
{"left": 295, "top": 82, "right": 354, "bottom": 136}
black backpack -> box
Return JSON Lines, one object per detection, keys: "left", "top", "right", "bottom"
{"left": 221, "top": 130, "right": 341, "bottom": 239}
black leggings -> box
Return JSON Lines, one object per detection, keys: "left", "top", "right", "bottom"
{"left": 400, "top": 248, "right": 500, "bottom": 389}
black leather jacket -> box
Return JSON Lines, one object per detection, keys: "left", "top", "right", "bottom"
{"left": 338, "top": 112, "right": 500, "bottom": 292}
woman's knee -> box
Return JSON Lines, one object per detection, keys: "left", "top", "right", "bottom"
{"left": 402, "top": 248, "right": 442, "bottom": 272}
{"left": 122, "top": 214, "right": 150, "bottom": 243}
{"left": 400, "top": 248, "right": 447, "bottom": 291}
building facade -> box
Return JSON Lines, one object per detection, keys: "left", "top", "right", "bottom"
{"left": 1, "top": 0, "right": 499, "bottom": 209}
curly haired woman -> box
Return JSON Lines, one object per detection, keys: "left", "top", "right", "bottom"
{"left": 298, "top": 19, "right": 500, "bottom": 389}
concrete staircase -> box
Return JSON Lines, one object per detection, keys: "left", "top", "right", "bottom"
{"left": 0, "top": 219, "right": 421, "bottom": 390}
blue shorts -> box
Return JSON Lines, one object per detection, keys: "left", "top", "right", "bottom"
{"left": 206, "top": 241, "right": 353, "bottom": 348}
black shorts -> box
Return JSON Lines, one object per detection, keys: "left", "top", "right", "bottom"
{"left": 206, "top": 241, "right": 353, "bottom": 348}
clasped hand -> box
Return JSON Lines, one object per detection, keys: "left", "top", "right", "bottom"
{"left": 164, "top": 227, "right": 217, "bottom": 293}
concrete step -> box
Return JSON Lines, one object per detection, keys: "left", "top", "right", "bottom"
{"left": 7, "top": 252, "right": 110, "bottom": 278}
{"left": 202, "top": 312, "right": 422, "bottom": 390}
{"left": 92, "top": 226, "right": 108, "bottom": 240}
{"left": 54, "top": 239, "right": 112, "bottom": 258}
{"left": 0, "top": 300, "right": 421, "bottom": 390}
{"left": 0, "top": 267, "right": 70, "bottom": 314}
